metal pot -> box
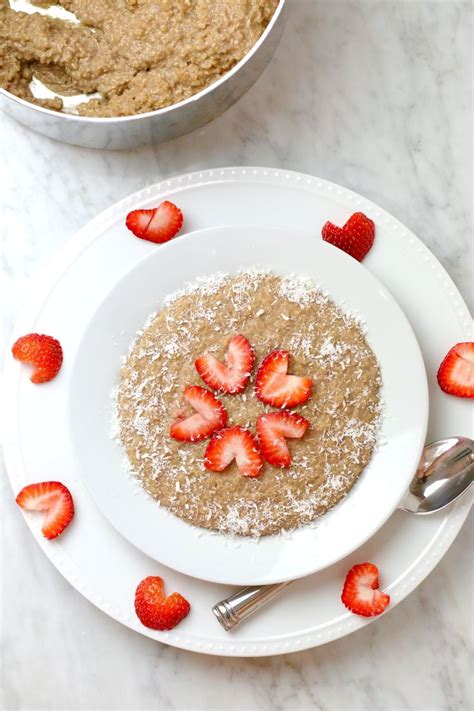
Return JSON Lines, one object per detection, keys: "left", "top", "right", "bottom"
{"left": 0, "top": 0, "right": 287, "bottom": 150}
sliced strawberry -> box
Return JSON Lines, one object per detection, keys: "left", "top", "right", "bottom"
{"left": 322, "top": 212, "right": 375, "bottom": 262}
{"left": 135, "top": 576, "right": 190, "bottom": 631}
{"left": 256, "top": 411, "right": 309, "bottom": 467}
{"left": 195, "top": 334, "right": 255, "bottom": 394}
{"left": 126, "top": 201, "right": 183, "bottom": 244}
{"left": 341, "top": 562, "right": 390, "bottom": 617}
{"left": 204, "top": 426, "right": 263, "bottom": 478}
{"left": 12, "top": 333, "right": 63, "bottom": 384}
{"left": 170, "top": 385, "right": 227, "bottom": 442}
{"left": 437, "top": 342, "right": 474, "bottom": 398}
{"left": 255, "top": 350, "right": 313, "bottom": 408}
{"left": 16, "top": 481, "right": 74, "bottom": 539}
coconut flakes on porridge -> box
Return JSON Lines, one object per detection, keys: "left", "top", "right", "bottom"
{"left": 115, "top": 270, "right": 382, "bottom": 537}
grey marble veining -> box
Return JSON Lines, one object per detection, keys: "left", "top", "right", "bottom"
{"left": 0, "top": 1, "right": 472, "bottom": 710}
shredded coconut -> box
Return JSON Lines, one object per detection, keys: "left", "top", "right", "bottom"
{"left": 114, "top": 270, "right": 383, "bottom": 538}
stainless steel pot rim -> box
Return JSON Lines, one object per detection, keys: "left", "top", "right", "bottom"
{"left": 0, "top": 0, "right": 285, "bottom": 125}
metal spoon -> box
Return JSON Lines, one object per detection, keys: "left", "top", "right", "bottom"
{"left": 213, "top": 436, "right": 474, "bottom": 631}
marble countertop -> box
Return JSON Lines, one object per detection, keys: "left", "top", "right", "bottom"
{"left": 1, "top": 1, "right": 472, "bottom": 709}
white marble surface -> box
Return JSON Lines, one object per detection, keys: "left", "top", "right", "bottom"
{"left": 1, "top": 1, "right": 472, "bottom": 709}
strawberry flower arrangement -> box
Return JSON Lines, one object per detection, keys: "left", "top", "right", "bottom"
{"left": 170, "top": 335, "right": 313, "bottom": 476}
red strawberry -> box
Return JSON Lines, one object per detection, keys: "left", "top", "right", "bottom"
{"left": 437, "top": 342, "right": 474, "bottom": 398}
{"left": 204, "top": 426, "right": 263, "bottom": 478}
{"left": 170, "top": 385, "right": 227, "bottom": 442}
{"left": 134, "top": 576, "right": 190, "bottom": 631}
{"left": 256, "top": 411, "right": 309, "bottom": 467}
{"left": 16, "top": 481, "right": 74, "bottom": 539}
{"left": 255, "top": 350, "right": 313, "bottom": 408}
{"left": 126, "top": 201, "right": 183, "bottom": 244}
{"left": 341, "top": 562, "right": 390, "bottom": 617}
{"left": 12, "top": 333, "right": 63, "bottom": 384}
{"left": 195, "top": 334, "right": 255, "bottom": 395}
{"left": 322, "top": 212, "right": 375, "bottom": 261}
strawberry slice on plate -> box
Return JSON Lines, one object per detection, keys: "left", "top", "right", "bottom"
{"left": 322, "top": 211, "right": 375, "bottom": 262}
{"left": 437, "top": 342, "right": 474, "bottom": 398}
{"left": 195, "top": 334, "right": 255, "bottom": 394}
{"left": 204, "top": 426, "right": 263, "bottom": 478}
{"left": 135, "top": 576, "right": 190, "bottom": 631}
{"left": 256, "top": 411, "right": 309, "bottom": 467}
{"left": 16, "top": 481, "right": 74, "bottom": 539}
{"left": 126, "top": 201, "right": 183, "bottom": 244}
{"left": 170, "top": 385, "right": 227, "bottom": 442}
{"left": 341, "top": 562, "right": 390, "bottom": 617}
{"left": 12, "top": 333, "right": 63, "bottom": 384}
{"left": 255, "top": 350, "right": 313, "bottom": 408}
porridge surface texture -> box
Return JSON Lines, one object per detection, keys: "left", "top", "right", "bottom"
{"left": 0, "top": 0, "right": 278, "bottom": 117}
{"left": 117, "top": 271, "right": 382, "bottom": 537}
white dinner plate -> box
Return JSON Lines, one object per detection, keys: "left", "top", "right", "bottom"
{"left": 68, "top": 224, "right": 428, "bottom": 585}
{"left": 2, "top": 167, "right": 471, "bottom": 655}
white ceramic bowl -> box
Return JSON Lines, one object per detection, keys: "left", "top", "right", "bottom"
{"left": 68, "top": 224, "right": 428, "bottom": 585}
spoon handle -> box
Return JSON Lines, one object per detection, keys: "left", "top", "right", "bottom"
{"left": 213, "top": 582, "right": 292, "bottom": 630}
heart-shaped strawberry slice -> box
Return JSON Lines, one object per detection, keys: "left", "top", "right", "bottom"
{"left": 16, "top": 481, "right": 74, "bottom": 539}
{"left": 255, "top": 350, "right": 313, "bottom": 408}
{"left": 126, "top": 201, "right": 183, "bottom": 244}
{"left": 204, "top": 426, "right": 263, "bottom": 478}
{"left": 341, "top": 562, "right": 390, "bottom": 617}
{"left": 322, "top": 211, "right": 375, "bottom": 261}
{"left": 256, "top": 411, "right": 309, "bottom": 467}
{"left": 135, "top": 576, "right": 190, "bottom": 630}
{"left": 170, "top": 386, "right": 227, "bottom": 442}
{"left": 195, "top": 334, "right": 255, "bottom": 395}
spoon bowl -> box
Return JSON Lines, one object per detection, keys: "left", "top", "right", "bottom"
{"left": 399, "top": 437, "right": 474, "bottom": 514}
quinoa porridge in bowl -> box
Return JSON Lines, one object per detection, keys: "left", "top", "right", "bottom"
{"left": 70, "top": 224, "right": 428, "bottom": 584}
{"left": 117, "top": 270, "right": 382, "bottom": 537}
